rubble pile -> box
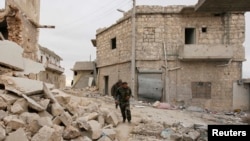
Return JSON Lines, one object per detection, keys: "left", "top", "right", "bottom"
{"left": 0, "top": 82, "right": 121, "bottom": 141}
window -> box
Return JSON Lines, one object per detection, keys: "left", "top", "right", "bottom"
{"left": 185, "top": 28, "right": 196, "bottom": 44}
{"left": 191, "top": 82, "right": 211, "bottom": 99}
{"left": 202, "top": 27, "right": 207, "bottom": 33}
{"left": 74, "top": 71, "right": 77, "bottom": 76}
{"left": 46, "top": 73, "right": 49, "bottom": 79}
{"left": 111, "top": 37, "right": 116, "bottom": 49}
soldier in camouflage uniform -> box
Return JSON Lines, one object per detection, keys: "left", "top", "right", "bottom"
{"left": 111, "top": 79, "right": 122, "bottom": 108}
{"left": 116, "top": 82, "right": 132, "bottom": 123}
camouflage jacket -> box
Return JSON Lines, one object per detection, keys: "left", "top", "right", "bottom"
{"left": 116, "top": 87, "right": 132, "bottom": 103}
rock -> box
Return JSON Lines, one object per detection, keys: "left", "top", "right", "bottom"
{"left": 38, "top": 111, "right": 53, "bottom": 119}
{"left": 10, "top": 98, "right": 28, "bottom": 114}
{"left": 38, "top": 117, "right": 53, "bottom": 127}
{"left": 63, "top": 125, "right": 81, "bottom": 140}
{"left": 0, "top": 110, "right": 8, "bottom": 120}
{"left": 106, "top": 112, "right": 119, "bottom": 126}
{"left": 85, "top": 103, "right": 99, "bottom": 113}
{"left": 98, "top": 115, "right": 105, "bottom": 127}
{"left": 0, "top": 97, "right": 7, "bottom": 110}
{"left": 161, "top": 128, "right": 174, "bottom": 139}
{"left": 88, "top": 120, "right": 102, "bottom": 140}
{"left": 51, "top": 103, "right": 64, "bottom": 116}
{"left": 31, "top": 126, "right": 59, "bottom": 141}
{"left": 38, "top": 99, "right": 50, "bottom": 109}
{"left": 59, "top": 111, "right": 72, "bottom": 126}
{"left": 22, "top": 94, "right": 45, "bottom": 112}
{"left": 183, "top": 130, "right": 200, "bottom": 141}
{"left": 97, "top": 136, "right": 112, "bottom": 141}
{"left": 132, "top": 122, "right": 164, "bottom": 136}
{"left": 19, "top": 112, "right": 40, "bottom": 124}
{"left": 0, "top": 125, "right": 6, "bottom": 141}
{"left": 5, "top": 128, "right": 28, "bottom": 141}
{"left": 52, "top": 124, "right": 64, "bottom": 141}
{"left": 0, "top": 93, "right": 18, "bottom": 105}
{"left": 170, "top": 133, "right": 183, "bottom": 141}
{"left": 43, "top": 83, "right": 57, "bottom": 103}
{"left": 85, "top": 112, "right": 99, "bottom": 121}
{"left": 102, "top": 129, "right": 116, "bottom": 140}
{"left": 6, "top": 118, "right": 25, "bottom": 130}
{"left": 52, "top": 116, "right": 62, "bottom": 125}
{"left": 76, "top": 117, "right": 90, "bottom": 130}
{"left": 26, "top": 120, "right": 40, "bottom": 135}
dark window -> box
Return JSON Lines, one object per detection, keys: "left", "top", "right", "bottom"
{"left": 185, "top": 28, "right": 196, "bottom": 44}
{"left": 202, "top": 27, "right": 207, "bottom": 33}
{"left": 74, "top": 71, "right": 77, "bottom": 76}
{"left": 191, "top": 82, "right": 211, "bottom": 99}
{"left": 0, "top": 19, "right": 8, "bottom": 40}
{"left": 111, "top": 37, "right": 116, "bottom": 49}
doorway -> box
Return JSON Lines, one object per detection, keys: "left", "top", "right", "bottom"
{"left": 104, "top": 76, "right": 109, "bottom": 95}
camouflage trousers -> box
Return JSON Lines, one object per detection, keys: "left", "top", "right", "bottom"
{"left": 119, "top": 102, "right": 131, "bottom": 122}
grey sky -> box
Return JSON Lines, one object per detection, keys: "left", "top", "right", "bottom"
{"left": 37, "top": 0, "right": 250, "bottom": 86}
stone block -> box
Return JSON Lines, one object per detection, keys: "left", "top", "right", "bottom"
{"left": 105, "top": 112, "right": 119, "bottom": 126}
{"left": 10, "top": 98, "right": 28, "bottom": 114}
{"left": 63, "top": 125, "right": 81, "bottom": 140}
{"left": 88, "top": 120, "right": 102, "bottom": 140}
{"left": 102, "top": 129, "right": 116, "bottom": 140}
{"left": 76, "top": 117, "right": 90, "bottom": 130}
{"left": 0, "top": 97, "right": 7, "bottom": 110}
{"left": 0, "top": 125, "right": 6, "bottom": 141}
{"left": 22, "top": 94, "right": 45, "bottom": 112}
{"left": 5, "top": 128, "right": 28, "bottom": 141}
{"left": 38, "top": 117, "right": 53, "bottom": 127}
{"left": 51, "top": 103, "right": 64, "bottom": 116}
{"left": 31, "top": 126, "right": 60, "bottom": 141}
{"left": 59, "top": 111, "right": 72, "bottom": 126}
{"left": 183, "top": 130, "right": 201, "bottom": 141}
{"left": 0, "top": 110, "right": 7, "bottom": 120}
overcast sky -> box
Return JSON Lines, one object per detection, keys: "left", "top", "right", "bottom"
{"left": 35, "top": 0, "right": 250, "bottom": 86}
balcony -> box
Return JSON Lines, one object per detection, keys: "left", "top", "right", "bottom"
{"left": 45, "top": 63, "right": 64, "bottom": 74}
{"left": 179, "top": 44, "right": 233, "bottom": 61}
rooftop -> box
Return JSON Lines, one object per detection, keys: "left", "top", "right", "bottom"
{"left": 39, "top": 45, "right": 62, "bottom": 60}
{"left": 71, "top": 61, "right": 94, "bottom": 71}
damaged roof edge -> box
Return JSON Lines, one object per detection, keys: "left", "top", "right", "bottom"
{"left": 39, "top": 45, "right": 63, "bottom": 60}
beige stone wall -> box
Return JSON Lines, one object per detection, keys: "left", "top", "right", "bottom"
{"left": 72, "top": 70, "right": 93, "bottom": 88}
{"left": 38, "top": 71, "right": 65, "bottom": 89}
{"left": 95, "top": 6, "right": 246, "bottom": 111}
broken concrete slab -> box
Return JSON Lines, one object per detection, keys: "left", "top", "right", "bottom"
{"left": 5, "top": 128, "right": 28, "bottom": 141}
{"left": 38, "top": 99, "right": 50, "bottom": 110}
{"left": 38, "top": 111, "right": 53, "bottom": 119}
{"left": 106, "top": 112, "right": 119, "bottom": 126}
{"left": 62, "top": 125, "right": 81, "bottom": 140}
{"left": 10, "top": 98, "right": 28, "bottom": 114}
{"left": 43, "top": 83, "right": 57, "bottom": 103}
{"left": 51, "top": 102, "right": 64, "bottom": 116}
{"left": 26, "top": 120, "right": 41, "bottom": 135}
{"left": 0, "top": 125, "right": 6, "bottom": 141}
{"left": 31, "top": 126, "right": 58, "bottom": 141}
{"left": 54, "top": 94, "right": 71, "bottom": 106}
{"left": 22, "top": 58, "right": 45, "bottom": 75}
{"left": 0, "top": 93, "right": 19, "bottom": 105}
{"left": 22, "top": 94, "right": 45, "bottom": 112}
{"left": 0, "top": 75, "right": 54, "bottom": 96}
{"left": 0, "top": 40, "right": 24, "bottom": 71}
{"left": 88, "top": 120, "right": 102, "bottom": 140}
{"left": 85, "top": 112, "right": 99, "bottom": 121}
{"left": 38, "top": 117, "right": 53, "bottom": 127}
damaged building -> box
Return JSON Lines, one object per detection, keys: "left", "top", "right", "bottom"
{"left": 0, "top": 0, "right": 65, "bottom": 88}
{"left": 92, "top": 2, "right": 250, "bottom": 111}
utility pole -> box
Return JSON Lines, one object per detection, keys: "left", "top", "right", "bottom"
{"left": 131, "top": 0, "right": 136, "bottom": 98}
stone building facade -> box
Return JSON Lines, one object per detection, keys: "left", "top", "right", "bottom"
{"left": 0, "top": 0, "right": 40, "bottom": 60}
{"left": 38, "top": 46, "right": 66, "bottom": 89}
{"left": 93, "top": 5, "right": 247, "bottom": 111}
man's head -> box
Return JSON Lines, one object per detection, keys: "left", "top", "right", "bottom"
{"left": 117, "top": 79, "right": 122, "bottom": 86}
{"left": 122, "top": 82, "right": 128, "bottom": 88}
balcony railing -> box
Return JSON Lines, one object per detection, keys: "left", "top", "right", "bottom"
{"left": 179, "top": 44, "right": 233, "bottom": 61}
{"left": 45, "top": 63, "right": 64, "bottom": 73}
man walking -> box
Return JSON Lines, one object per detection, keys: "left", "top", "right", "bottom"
{"left": 116, "top": 82, "right": 132, "bottom": 123}
{"left": 111, "top": 79, "right": 122, "bottom": 108}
